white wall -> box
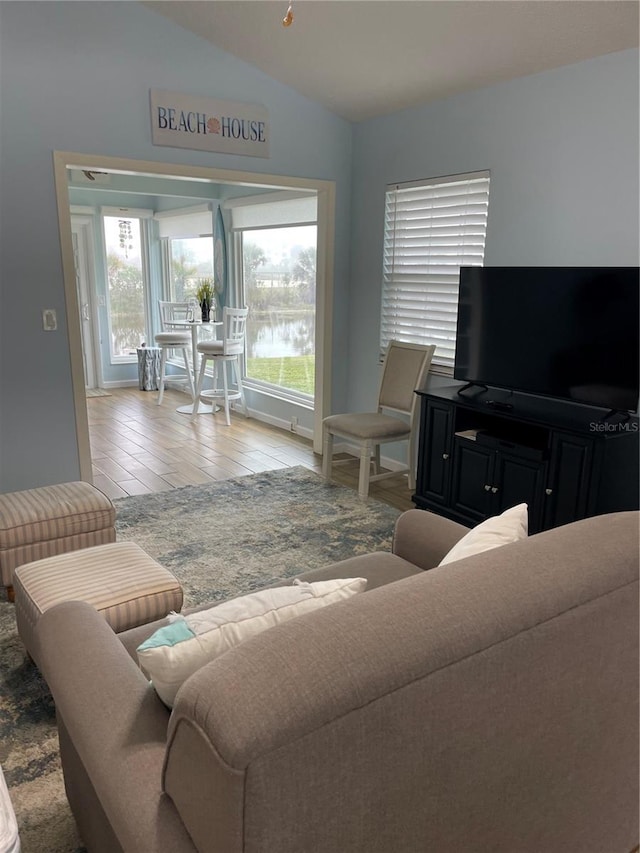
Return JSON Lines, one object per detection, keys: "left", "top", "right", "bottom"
{"left": 0, "top": 1, "right": 352, "bottom": 491}
{"left": 348, "top": 49, "right": 640, "bottom": 413}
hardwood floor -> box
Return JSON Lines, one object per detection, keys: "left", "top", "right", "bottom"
{"left": 88, "top": 387, "right": 415, "bottom": 511}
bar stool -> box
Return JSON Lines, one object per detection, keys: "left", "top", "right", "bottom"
{"left": 155, "top": 301, "right": 195, "bottom": 405}
{"left": 192, "top": 307, "right": 248, "bottom": 426}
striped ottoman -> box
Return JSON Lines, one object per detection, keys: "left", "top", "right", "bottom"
{"left": 14, "top": 542, "right": 183, "bottom": 667}
{"left": 0, "top": 481, "right": 116, "bottom": 602}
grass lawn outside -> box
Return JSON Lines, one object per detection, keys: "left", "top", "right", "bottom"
{"left": 247, "top": 355, "right": 315, "bottom": 396}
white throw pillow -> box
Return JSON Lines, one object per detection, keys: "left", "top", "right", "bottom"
{"left": 137, "top": 577, "right": 367, "bottom": 707}
{"left": 438, "top": 503, "right": 528, "bottom": 566}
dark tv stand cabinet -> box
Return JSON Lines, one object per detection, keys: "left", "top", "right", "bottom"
{"left": 414, "top": 386, "right": 639, "bottom": 533}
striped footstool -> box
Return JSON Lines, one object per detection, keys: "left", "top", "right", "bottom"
{"left": 0, "top": 481, "right": 116, "bottom": 602}
{"left": 14, "top": 542, "right": 183, "bottom": 667}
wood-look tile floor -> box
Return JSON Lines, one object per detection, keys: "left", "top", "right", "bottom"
{"left": 87, "top": 387, "right": 414, "bottom": 511}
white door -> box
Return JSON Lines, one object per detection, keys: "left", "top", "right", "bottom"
{"left": 71, "top": 216, "right": 99, "bottom": 389}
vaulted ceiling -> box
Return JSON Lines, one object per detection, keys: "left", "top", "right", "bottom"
{"left": 144, "top": 1, "right": 639, "bottom": 121}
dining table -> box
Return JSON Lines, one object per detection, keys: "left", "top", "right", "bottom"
{"left": 165, "top": 318, "right": 222, "bottom": 414}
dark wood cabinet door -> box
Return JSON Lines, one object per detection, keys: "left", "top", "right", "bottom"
{"left": 543, "top": 432, "right": 593, "bottom": 529}
{"left": 451, "top": 440, "right": 493, "bottom": 522}
{"left": 417, "top": 400, "right": 453, "bottom": 504}
{"left": 494, "top": 452, "right": 546, "bottom": 533}
{"left": 414, "top": 388, "right": 637, "bottom": 528}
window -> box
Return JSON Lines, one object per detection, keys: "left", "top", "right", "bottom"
{"left": 228, "top": 193, "right": 318, "bottom": 402}
{"left": 155, "top": 205, "right": 214, "bottom": 303}
{"left": 380, "top": 171, "right": 490, "bottom": 372}
{"left": 166, "top": 237, "right": 214, "bottom": 303}
{"left": 103, "top": 211, "right": 151, "bottom": 361}
{"left": 241, "top": 226, "right": 316, "bottom": 397}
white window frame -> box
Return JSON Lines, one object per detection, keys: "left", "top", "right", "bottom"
{"left": 155, "top": 204, "right": 214, "bottom": 307}
{"left": 101, "top": 206, "right": 153, "bottom": 364}
{"left": 380, "top": 170, "right": 490, "bottom": 374}
{"left": 227, "top": 191, "right": 318, "bottom": 407}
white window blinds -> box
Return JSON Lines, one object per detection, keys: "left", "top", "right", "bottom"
{"left": 380, "top": 171, "right": 490, "bottom": 371}
{"left": 226, "top": 191, "right": 317, "bottom": 230}
{"left": 154, "top": 204, "right": 213, "bottom": 239}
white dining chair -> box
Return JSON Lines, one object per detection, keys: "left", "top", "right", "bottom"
{"left": 322, "top": 340, "right": 435, "bottom": 498}
{"left": 154, "top": 301, "right": 195, "bottom": 405}
{"left": 192, "top": 307, "right": 249, "bottom": 426}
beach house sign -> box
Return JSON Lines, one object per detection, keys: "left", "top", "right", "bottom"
{"left": 150, "top": 89, "right": 270, "bottom": 158}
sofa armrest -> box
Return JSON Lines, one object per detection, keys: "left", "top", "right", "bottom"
{"left": 36, "top": 601, "right": 197, "bottom": 853}
{"left": 392, "top": 509, "right": 469, "bottom": 570}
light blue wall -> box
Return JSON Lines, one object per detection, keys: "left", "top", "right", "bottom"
{"left": 0, "top": 1, "right": 352, "bottom": 491}
{"left": 349, "top": 49, "right": 640, "bottom": 412}
{"left": 1, "top": 0, "right": 637, "bottom": 493}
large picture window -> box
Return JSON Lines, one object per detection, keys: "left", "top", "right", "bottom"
{"left": 229, "top": 193, "right": 318, "bottom": 403}
{"left": 380, "top": 171, "right": 490, "bottom": 372}
{"left": 241, "top": 226, "right": 316, "bottom": 397}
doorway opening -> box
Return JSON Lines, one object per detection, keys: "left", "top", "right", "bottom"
{"left": 54, "top": 152, "right": 335, "bottom": 480}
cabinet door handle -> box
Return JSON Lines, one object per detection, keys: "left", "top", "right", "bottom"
{"left": 484, "top": 484, "right": 491, "bottom": 491}
{"left": 545, "top": 488, "right": 553, "bottom": 496}
{"left": 491, "top": 486, "right": 499, "bottom": 494}
{"left": 442, "top": 453, "right": 449, "bottom": 460}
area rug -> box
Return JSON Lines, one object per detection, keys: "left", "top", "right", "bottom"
{"left": 0, "top": 467, "right": 400, "bottom": 852}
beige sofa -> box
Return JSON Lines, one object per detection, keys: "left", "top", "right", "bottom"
{"left": 36, "top": 509, "right": 639, "bottom": 853}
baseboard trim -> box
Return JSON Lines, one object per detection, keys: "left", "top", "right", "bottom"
{"left": 245, "top": 407, "right": 314, "bottom": 441}
{"left": 102, "top": 379, "right": 139, "bottom": 389}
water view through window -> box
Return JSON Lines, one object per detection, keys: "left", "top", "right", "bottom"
{"left": 242, "top": 225, "right": 316, "bottom": 397}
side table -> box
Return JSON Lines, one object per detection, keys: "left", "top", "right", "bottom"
{"left": 136, "top": 346, "right": 161, "bottom": 391}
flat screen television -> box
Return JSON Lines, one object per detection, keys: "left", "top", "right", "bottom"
{"left": 454, "top": 267, "right": 640, "bottom": 412}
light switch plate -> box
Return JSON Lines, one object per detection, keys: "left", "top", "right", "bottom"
{"left": 43, "top": 309, "right": 57, "bottom": 331}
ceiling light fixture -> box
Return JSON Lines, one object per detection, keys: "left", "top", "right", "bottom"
{"left": 282, "top": 3, "right": 294, "bottom": 27}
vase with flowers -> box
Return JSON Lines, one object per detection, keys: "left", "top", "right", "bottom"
{"left": 195, "top": 279, "right": 215, "bottom": 322}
